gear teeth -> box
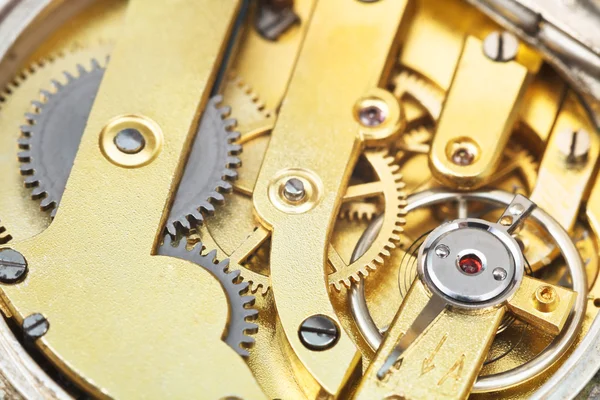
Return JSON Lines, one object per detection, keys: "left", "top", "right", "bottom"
{"left": 19, "top": 125, "right": 33, "bottom": 137}
{"left": 90, "top": 58, "right": 102, "bottom": 70}
{"left": 226, "top": 156, "right": 242, "bottom": 169}
{"left": 51, "top": 79, "right": 63, "bottom": 91}
{"left": 208, "top": 191, "right": 225, "bottom": 205}
{"left": 76, "top": 63, "right": 87, "bottom": 76}
{"left": 17, "top": 151, "right": 30, "bottom": 162}
{"left": 330, "top": 150, "right": 407, "bottom": 290}
{"left": 227, "top": 131, "right": 241, "bottom": 143}
{"left": 63, "top": 71, "right": 76, "bottom": 83}
{"left": 165, "top": 94, "right": 242, "bottom": 236}
{"left": 217, "top": 180, "right": 233, "bottom": 192}
{"left": 0, "top": 223, "right": 12, "bottom": 245}
{"left": 228, "top": 143, "right": 242, "bottom": 155}
{"left": 20, "top": 167, "right": 35, "bottom": 178}
{"left": 30, "top": 187, "right": 45, "bottom": 199}
{"left": 24, "top": 113, "right": 37, "bottom": 123}
{"left": 40, "top": 196, "right": 55, "bottom": 211}
{"left": 39, "top": 89, "right": 53, "bottom": 100}
{"left": 157, "top": 236, "right": 258, "bottom": 357}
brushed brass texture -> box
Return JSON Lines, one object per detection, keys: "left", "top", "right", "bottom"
{"left": 354, "top": 279, "right": 505, "bottom": 400}
{"left": 354, "top": 271, "right": 576, "bottom": 398}
{"left": 428, "top": 36, "right": 536, "bottom": 189}
{"left": 530, "top": 91, "right": 600, "bottom": 232}
{"left": 0, "top": 0, "right": 264, "bottom": 398}
{"left": 249, "top": 0, "right": 410, "bottom": 393}
{"left": 232, "top": 0, "right": 316, "bottom": 111}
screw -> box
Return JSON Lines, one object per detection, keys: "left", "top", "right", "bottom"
{"left": 114, "top": 128, "right": 146, "bottom": 154}
{"left": 493, "top": 267, "right": 507, "bottom": 281}
{"left": 483, "top": 31, "right": 519, "bottom": 62}
{"left": 23, "top": 313, "right": 49, "bottom": 339}
{"left": 435, "top": 244, "right": 450, "bottom": 258}
{"left": 0, "top": 248, "right": 28, "bottom": 283}
{"left": 451, "top": 147, "right": 475, "bottom": 166}
{"left": 533, "top": 285, "right": 559, "bottom": 312}
{"left": 358, "top": 104, "right": 387, "bottom": 127}
{"left": 298, "top": 314, "right": 339, "bottom": 351}
{"left": 283, "top": 178, "right": 305, "bottom": 202}
{"left": 556, "top": 128, "right": 591, "bottom": 165}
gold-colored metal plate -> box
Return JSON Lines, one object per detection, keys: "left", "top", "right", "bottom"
{"left": 250, "top": 0, "right": 411, "bottom": 394}
{"left": 530, "top": 91, "right": 600, "bottom": 232}
{"left": 0, "top": 1, "right": 263, "bottom": 398}
{"left": 355, "top": 279, "right": 504, "bottom": 400}
{"left": 507, "top": 276, "right": 577, "bottom": 335}
{"left": 429, "top": 36, "right": 534, "bottom": 189}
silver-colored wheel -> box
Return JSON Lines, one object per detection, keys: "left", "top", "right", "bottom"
{"left": 349, "top": 188, "right": 587, "bottom": 393}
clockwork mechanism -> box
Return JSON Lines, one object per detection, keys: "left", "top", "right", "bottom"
{"left": 0, "top": 0, "right": 599, "bottom": 399}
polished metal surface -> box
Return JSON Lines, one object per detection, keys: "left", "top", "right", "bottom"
{"left": 419, "top": 221, "right": 519, "bottom": 305}
{"left": 349, "top": 189, "right": 587, "bottom": 393}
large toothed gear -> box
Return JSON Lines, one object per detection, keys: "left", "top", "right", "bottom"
{"left": 328, "top": 150, "right": 407, "bottom": 290}
{"left": 18, "top": 57, "right": 108, "bottom": 216}
{"left": 17, "top": 55, "right": 241, "bottom": 232}
{"left": 166, "top": 95, "right": 242, "bottom": 236}
{"left": 157, "top": 235, "right": 258, "bottom": 357}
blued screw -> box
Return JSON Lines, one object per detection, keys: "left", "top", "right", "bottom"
{"left": 0, "top": 248, "right": 28, "bottom": 283}
{"left": 298, "top": 315, "right": 339, "bottom": 351}
{"left": 23, "top": 313, "right": 49, "bottom": 340}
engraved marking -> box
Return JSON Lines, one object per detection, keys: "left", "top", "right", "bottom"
{"left": 438, "top": 354, "right": 465, "bottom": 387}
{"left": 421, "top": 334, "right": 448, "bottom": 376}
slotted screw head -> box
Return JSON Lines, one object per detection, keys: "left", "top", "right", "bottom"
{"left": 23, "top": 313, "right": 49, "bottom": 339}
{"left": 0, "top": 248, "right": 28, "bottom": 283}
{"left": 483, "top": 31, "right": 519, "bottom": 62}
{"left": 283, "top": 178, "right": 306, "bottom": 202}
{"left": 298, "top": 315, "right": 339, "bottom": 351}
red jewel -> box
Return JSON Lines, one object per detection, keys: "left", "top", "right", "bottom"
{"left": 458, "top": 254, "right": 482, "bottom": 275}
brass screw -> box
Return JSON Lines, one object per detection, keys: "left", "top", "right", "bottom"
{"left": 533, "top": 285, "right": 559, "bottom": 312}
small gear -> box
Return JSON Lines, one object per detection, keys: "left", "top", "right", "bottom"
{"left": 392, "top": 70, "right": 444, "bottom": 122}
{"left": 328, "top": 150, "right": 407, "bottom": 290}
{"left": 157, "top": 235, "right": 258, "bottom": 357}
{"left": 17, "top": 52, "right": 241, "bottom": 233}
{"left": 339, "top": 202, "right": 381, "bottom": 222}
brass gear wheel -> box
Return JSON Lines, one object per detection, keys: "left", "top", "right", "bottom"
{"left": 201, "top": 76, "right": 407, "bottom": 294}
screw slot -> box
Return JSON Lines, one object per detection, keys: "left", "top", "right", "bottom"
{"left": 298, "top": 314, "right": 340, "bottom": 351}
{"left": 283, "top": 178, "right": 306, "bottom": 202}
{"left": 0, "top": 248, "right": 28, "bottom": 284}
{"left": 23, "top": 313, "right": 49, "bottom": 340}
